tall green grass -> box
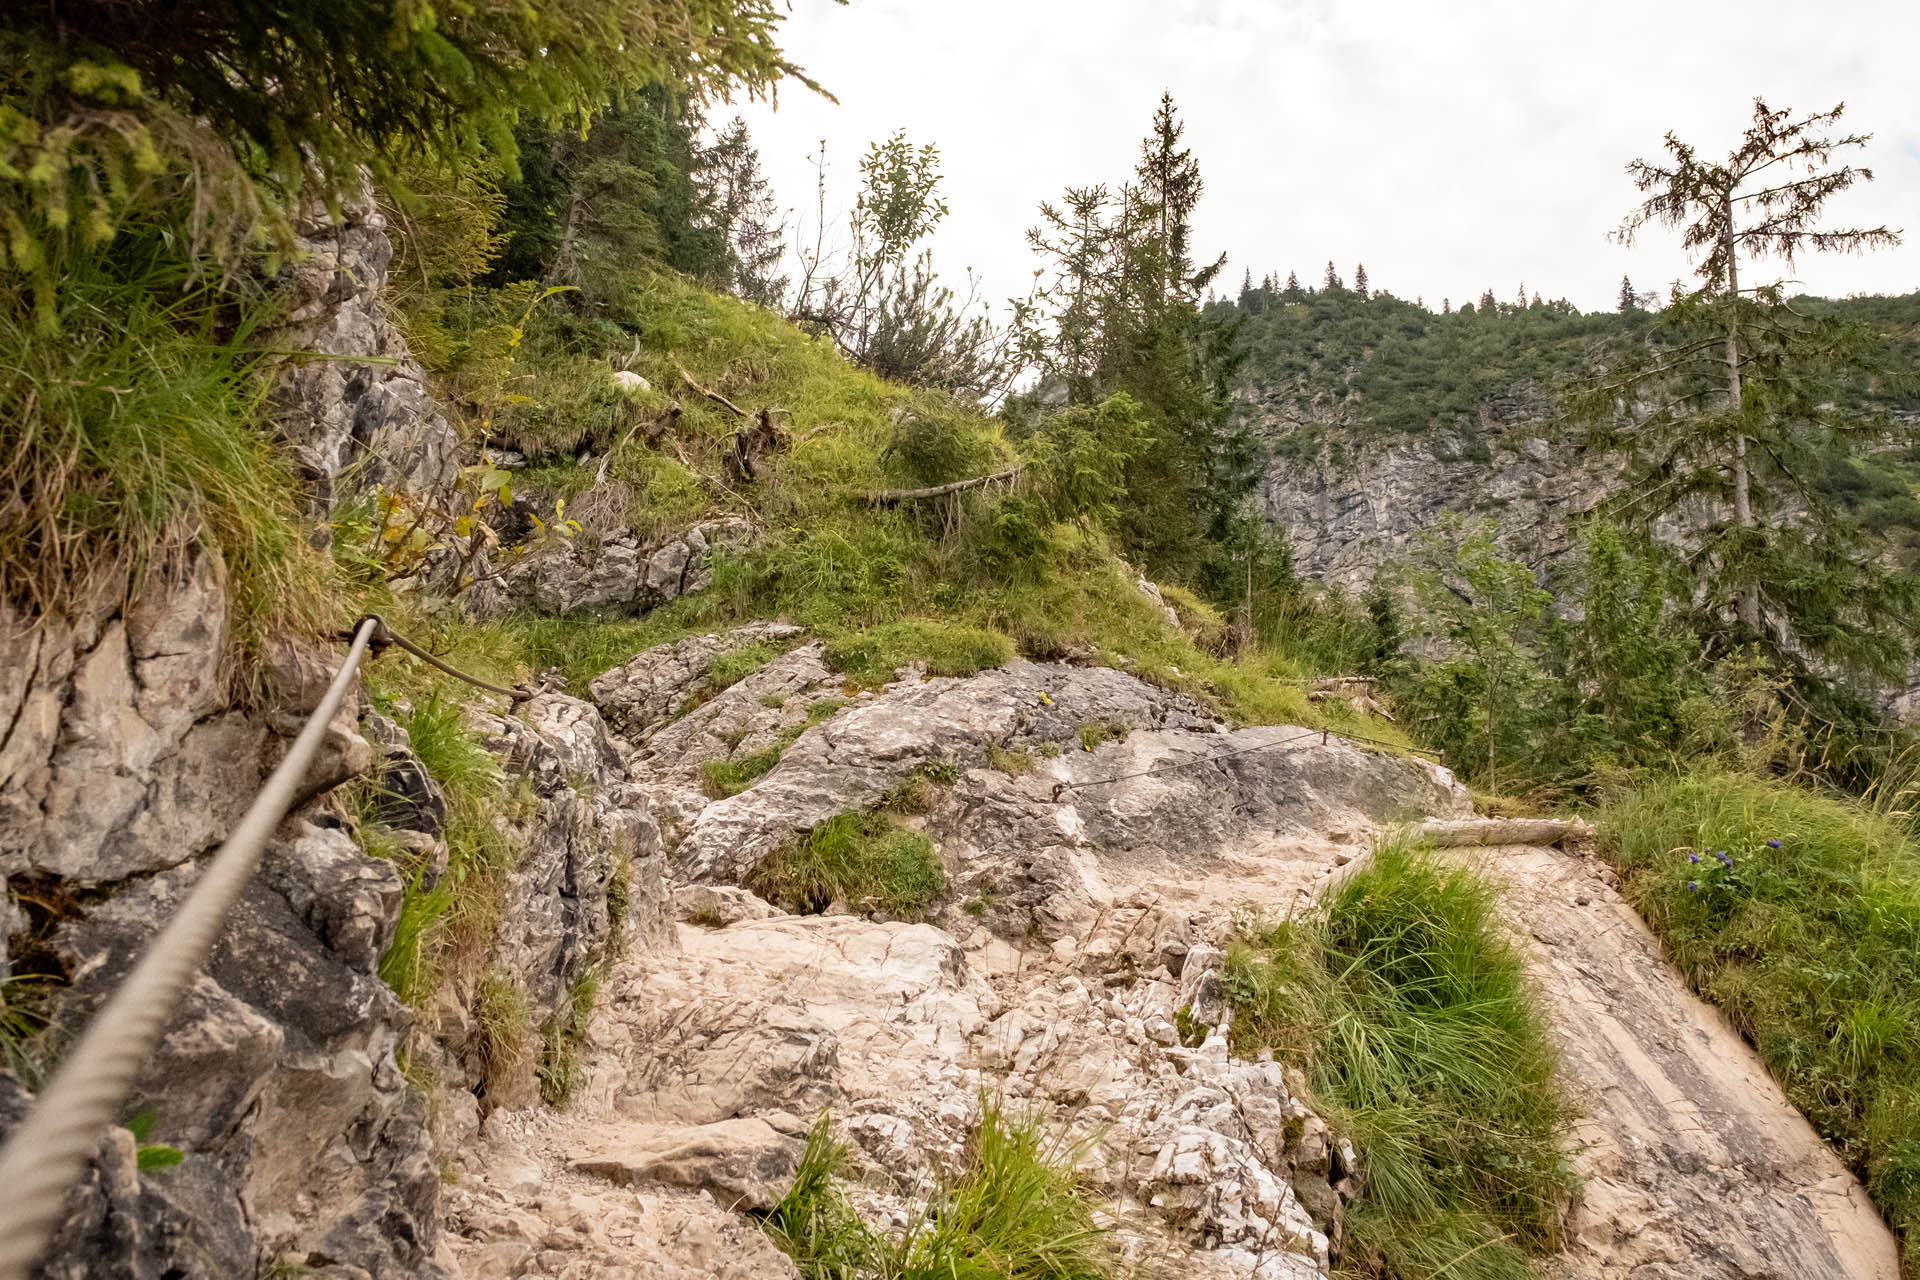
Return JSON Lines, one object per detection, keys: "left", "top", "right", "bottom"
{"left": 760, "top": 1104, "right": 1112, "bottom": 1280}
{"left": 0, "top": 234, "right": 334, "bottom": 641}
{"left": 1224, "top": 840, "right": 1573, "bottom": 1280}
{"left": 1599, "top": 771, "right": 1920, "bottom": 1267}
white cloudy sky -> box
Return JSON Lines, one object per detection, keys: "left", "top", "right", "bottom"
{"left": 731, "top": 0, "right": 1919, "bottom": 317}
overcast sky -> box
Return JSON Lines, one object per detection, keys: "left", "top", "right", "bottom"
{"left": 732, "top": 0, "right": 1920, "bottom": 318}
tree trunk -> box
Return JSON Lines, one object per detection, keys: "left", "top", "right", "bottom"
{"left": 1721, "top": 198, "right": 1761, "bottom": 633}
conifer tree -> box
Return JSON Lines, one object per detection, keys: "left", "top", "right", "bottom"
{"left": 1478, "top": 288, "right": 1497, "bottom": 311}
{"left": 1324, "top": 260, "right": 1343, "bottom": 290}
{"left": 1594, "top": 98, "right": 1908, "bottom": 680}
{"left": 1283, "top": 270, "right": 1303, "bottom": 298}
{"left": 1353, "top": 262, "right": 1369, "bottom": 298}
{"left": 1442, "top": 297, "right": 1452, "bottom": 314}
{"left": 702, "top": 117, "right": 789, "bottom": 307}
{"left": 1021, "top": 95, "right": 1244, "bottom": 577}
{"left": 1618, "top": 274, "right": 1638, "bottom": 312}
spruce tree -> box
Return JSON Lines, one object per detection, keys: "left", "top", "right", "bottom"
{"left": 1618, "top": 274, "right": 1638, "bottom": 312}
{"left": 1283, "top": 270, "right": 1303, "bottom": 298}
{"left": 1594, "top": 98, "right": 1908, "bottom": 680}
{"left": 1478, "top": 288, "right": 1497, "bottom": 311}
{"left": 1324, "top": 260, "right": 1343, "bottom": 290}
{"left": 1353, "top": 262, "right": 1369, "bottom": 298}
{"left": 1021, "top": 95, "right": 1244, "bottom": 577}
{"left": 702, "top": 117, "right": 790, "bottom": 307}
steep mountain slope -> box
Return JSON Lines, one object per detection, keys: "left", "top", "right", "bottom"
{"left": 1222, "top": 285, "right": 1920, "bottom": 588}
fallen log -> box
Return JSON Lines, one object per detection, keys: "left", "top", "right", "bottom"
{"left": 1407, "top": 816, "right": 1594, "bottom": 848}
{"left": 864, "top": 467, "right": 1021, "bottom": 505}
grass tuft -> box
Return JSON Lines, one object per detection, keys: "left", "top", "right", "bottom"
{"left": 759, "top": 1103, "right": 1112, "bottom": 1280}
{"left": 1599, "top": 770, "right": 1920, "bottom": 1266}
{"left": 1224, "top": 839, "right": 1572, "bottom": 1280}
{"left": 746, "top": 811, "right": 946, "bottom": 919}
{"left": 824, "top": 620, "right": 1015, "bottom": 688}
{"left": 537, "top": 966, "right": 600, "bottom": 1109}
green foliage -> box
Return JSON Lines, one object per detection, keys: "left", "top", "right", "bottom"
{"left": 538, "top": 967, "right": 601, "bottom": 1109}
{"left": 1224, "top": 841, "right": 1573, "bottom": 1280}
{"left": 1599, "top": 772, "right": 1920, "bottom": 1265}
{"left": 889, "top": 1102, "right": 1111, "bottom": 1280}
{"left": 1545, "top": 522, "right": 1704, "bottom": 776}
{"left": 366, "top": 687, "right": 520, "bottom": 1017}
{"left": 746, "top": 812, "right": 946, "bottom": 919}
{"left": 0, "top": 1, "right": 813, "bottom": 303}
{"left": 0, "top": 971, "right": 49, "bottom": 1084}
{"left": 473, "top": 966, "right": 535, "bottom": 1103}
{"left": 824, "top": 620, "right": 1015, "bottom": 687}
{"left": 1395, "top": 522, "right": 1551, "bottom": 791}
{"left": 1588, "top": 100, "right": 1912, "bottom": 682}
{"left": 759, "top": 1115, "right": 879, "bottom": 1280}
{"left": 123, "top": 1109, "right": 183, "bottom": 1173}
{"left": 1017, "top": 95, "right": 1248, "bottom": 579}
{"left": 0, "top": 233, "right": 332, "bottom": 631}
{"left": 699, "top": 735, "right": 797, "bottom": 798}
{"left": 1075, "top": 721, "right": 1130, "bottom": 753}
{"left": 759, "top": 1105, "right": 1113, "bottom": 1280}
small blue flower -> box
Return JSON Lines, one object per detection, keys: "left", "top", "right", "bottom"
{"left": 1688, "top": 853, "right": 1701, "bottom": 864}
{"left": 1686, "top": 880, "right": 1699, "bottom": 891}
{"left": 1767, "top": 839, "right": 1782, "bottom": 849}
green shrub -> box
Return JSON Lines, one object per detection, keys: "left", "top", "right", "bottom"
{"left": 1599, "top": 771, "right": 1920, "bottom": 1265}
{"left": 1224, "top": 840, "right": 1572, "bottom": 1280}
{"left": 824, "top": 620, "right": 1015, "bottom": 688}
{"left": 0, "top": 241, "right": 332, "bottom": 639}
{"left": 473, "top": 966, "right": 535, "bottom": 1103}
{"left": 746, "top": 812, "right": 945, "bottom": 919}
{"left": 1075, "top": 720, "right": 1130, "bottom": 753}
{"left": 889, "top": 1101, "right": 1111, "bottom": 1280}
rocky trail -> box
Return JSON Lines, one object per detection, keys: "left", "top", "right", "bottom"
{"left": 435, "top": 631, "right": 1901, "bottom": 1280}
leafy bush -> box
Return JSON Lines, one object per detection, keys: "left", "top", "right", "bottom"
{"left": 1224, "top": 840, "right": 1572, "bottom": 1280}
{"left": 746, "top": 812, "right": 946, "bottom": 919}
{"left": 1599, "top": 771, "right": 1920, "bottom": 1265}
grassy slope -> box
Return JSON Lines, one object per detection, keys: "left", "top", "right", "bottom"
{"left": 1599, "top": 772, "right": 1920, "bottom": 1269}
{"left": 369, "top": 269, "right": 1408, "bottom": 744}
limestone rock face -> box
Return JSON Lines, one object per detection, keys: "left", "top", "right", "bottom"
{"left": 18, "top": 822, "right": 442, "bottom": 1280}
{"left": 1429, "top": 840, "right": 1901, "bottom": 1280}
{"left": 477, "top": 693, "right": 671, "bottom": 1025}
{"left": 1246, "top": 388, "right": 1618, "bottom": 593}
{"left": 568, "top": 1114, "right": 810, "bottom": 1210}
{"left": 493, "top": 517, "right": 752, "bottom": 616}
{"left": 0, "top": 549, "right": 369, "bottom": 885}
{"left": 589, "top": 622, "right": 805, "bottom": 742}
{"left": 266, "top": 190, "right": 462, "bottom": 516}
{"left": 670, "top": 658, "right": 1225, "bottom": 886}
